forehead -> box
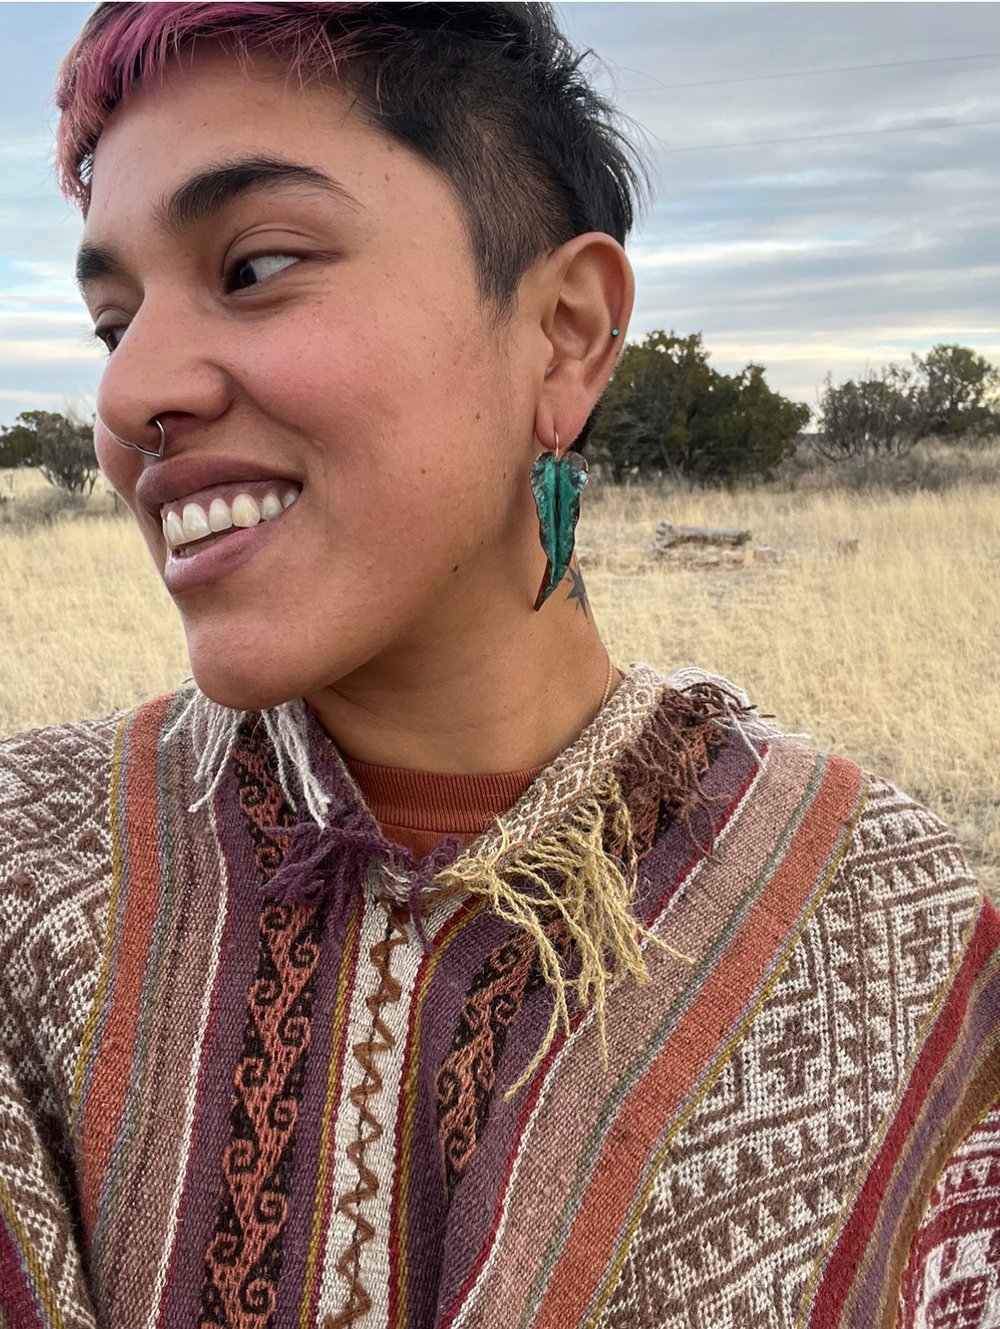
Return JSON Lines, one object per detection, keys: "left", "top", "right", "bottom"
{"left": 93, "top": 44, "right": 353, "bottom": 169}
{"left": 83, "top": 43, "right": 444, "bottom": 240}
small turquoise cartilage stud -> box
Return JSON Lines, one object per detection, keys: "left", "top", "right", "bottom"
{"left": 611, "top": 328, "right": 620, "bottom": 337}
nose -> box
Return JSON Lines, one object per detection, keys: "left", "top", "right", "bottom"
{"left": 95, "top": 292, "right": 233, "bottom": 457}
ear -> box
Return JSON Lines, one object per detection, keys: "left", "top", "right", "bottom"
{"left": 530, "top": 232, "right": 634, "bottom": 448}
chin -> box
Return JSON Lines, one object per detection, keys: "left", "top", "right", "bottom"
{"left": 183, "top": 622, "right": 368, "bottom": 715}
{"left": 189, "top": 664, "right": 301, "bottom": 714}
{"left": 184, "top": 633, "right": 311, "bottom": 713}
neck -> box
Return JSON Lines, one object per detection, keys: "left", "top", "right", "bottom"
{"left": 304, "top": 564, "right": 615, "bottom": 774}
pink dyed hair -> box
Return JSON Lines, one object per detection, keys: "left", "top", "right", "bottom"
{"left": 55, "top": 3, "right": 364, "bottom": 211}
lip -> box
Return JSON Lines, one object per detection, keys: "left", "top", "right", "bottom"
{"left": 136, "top": 454, "right": 301, "bottom": 517}
{"left": 162, "top": 511, "right": 287, "bottom": 594}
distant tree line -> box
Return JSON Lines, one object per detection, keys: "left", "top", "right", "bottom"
{"left": 587, "top": 334, "right": 999, "bottom": 483}
{"left": 586, "top": 331, "right": 809, "bottom": 484}
{"left": 814, "top": 345, "right": 1000, "bottom": 462}
{"left": 0, "top": 409, "right": 98, "bottom": 494}
{"left": 2, "top": 340, "right": 998, "bottom": 493}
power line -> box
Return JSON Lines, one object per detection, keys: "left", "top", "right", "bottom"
{"left": 0, "top": 114, "right": 997, "bottom": 200}
{"left": 1, "top": 51, "right": 998, "bottom": 193}
{"left": 658, "top": 117, "right": 1000, "bottom": 155}
{"left": 2, "top": 51, "right": 997, "bottom": 148}
{"left": 3, "top": 52, "right": 998, "bottom": 152}
{"left": 638, "top": 51, "right": 1000, "bottom": 93}
{"left": 0, "top": 49, "right": 997, "bottom": 150}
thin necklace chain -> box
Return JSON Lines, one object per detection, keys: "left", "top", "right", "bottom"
{"left": 599, "top": 652, "right": 618, "bottom": 710}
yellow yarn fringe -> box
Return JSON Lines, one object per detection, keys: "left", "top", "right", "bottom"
{"left": 433, "top": 770, "right": 694, "bottom": 1096}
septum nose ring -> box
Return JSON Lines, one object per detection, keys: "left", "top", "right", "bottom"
{"left": 97, "top": 415, "right": 166, "bottom": 459}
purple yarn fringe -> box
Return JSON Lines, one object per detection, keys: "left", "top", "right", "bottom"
{"left": 260, "top": 813, "right": 386, "bottom": 913}
{"left": 255, "top": 704, "right": 468, "bottom": 943}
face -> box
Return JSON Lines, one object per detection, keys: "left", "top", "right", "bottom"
{"left": 83, "top": 46, "right": 543, "bottom": 711}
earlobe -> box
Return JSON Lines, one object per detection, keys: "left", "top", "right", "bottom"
{"left": 536, "top": 231, "right": 633, "bottom": 445}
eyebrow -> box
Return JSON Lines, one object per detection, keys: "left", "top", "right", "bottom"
{"left": 75, "top": 156, "right": 363, "bottom": 292}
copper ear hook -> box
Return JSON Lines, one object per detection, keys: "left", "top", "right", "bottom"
{"left": 97, "top": 415, "right": 166, "bottom": 459}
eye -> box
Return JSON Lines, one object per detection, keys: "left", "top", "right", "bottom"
{"left": 92, "top": 324, "right": 125, "bottom": 355}
{"left": 228, "top": 253, "right": 301, "bottom": 290}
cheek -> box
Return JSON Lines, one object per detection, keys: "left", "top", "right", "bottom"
{"left": 93, "top": 429, "right": 142, "bottom": 503}
{"left": 93, "top": 430, "right": 157, "bottom": 545}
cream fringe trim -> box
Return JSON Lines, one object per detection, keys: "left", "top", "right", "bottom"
{"left": 162, "top": 665, "right": 795, "bottom": 828}
{"left": 435, "top": 769, "right": 693, "bottom": 1096}
{"left": 162, "top": 685, "right": 333, "bottom": 824}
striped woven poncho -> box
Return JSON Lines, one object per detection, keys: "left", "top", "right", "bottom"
{"left": 1, "top": 665, "right": 998, "bottom": 1329}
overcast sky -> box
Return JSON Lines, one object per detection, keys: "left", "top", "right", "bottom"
{"left": 1, "top": 1, "right": 998, "bottom": 427}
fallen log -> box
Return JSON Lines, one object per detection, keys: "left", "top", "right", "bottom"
{"left": 654, "top": 521, "right": 752, "bottom": 551}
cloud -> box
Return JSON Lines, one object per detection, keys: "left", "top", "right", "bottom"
{"left": 0, "top": 385, "right": 80, "bottom": 408}
{"left": 0, "top": 309, "right": 87, "bottom": 332}
{"left": 1, "top": 338, "right": 96, "bottom": 365}
{"left": 632, "top": 236, "right": 866, "bottom": 270}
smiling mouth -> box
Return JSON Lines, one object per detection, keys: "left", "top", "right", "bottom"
{"left": 161, "top": 483, "right": 301, "bottom": 557}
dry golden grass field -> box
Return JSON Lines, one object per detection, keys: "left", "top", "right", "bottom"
{"left": 2, "top": 454, "right": 998, "bottom": 895}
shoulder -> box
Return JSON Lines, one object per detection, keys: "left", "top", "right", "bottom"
{"left": 0, "top": 693, "right": 206, "bottom": 1090}
{"left": 757, "top": 730, "right": 983, "bottom": 968}
{"left": 0, "top": 695, "right": 190, "bottom": 981}
{"left": 671, "top": 663, "right": 989, "bottom": 1001}
{"left": 645, "top": 667, "right": 984, "bottom": 940}
{"left": 0, "top": 708, "right": 127, "bottom": 765}
{"left": 0, "top": 688, "right": 209, "bottom": 890}
{"left": 0, "top": 708, "right": 130, "bottom": 900}
{"left": 773, "top": 738, "right": 985, "bottom": 961}
{"left": 754, "top": 734, "right": 993, "bottom": 1087}
{"left": 0, "top": 710, "right": 127, "bottom": 1112}
{"left": 663, "top": 665, "right": 982, "bottom": 920}
{"left": 836, "top": 768, "right": 980, "bottom": 915}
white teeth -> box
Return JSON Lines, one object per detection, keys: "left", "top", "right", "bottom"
{"left": 208, "top": 497, "right": 233, "bottom": 532}
{"left": 162, "top": 483, "right": 300, "bottom": 550}
{"left": 181, "top": 501, "right": 210, "bottom": 542}
{"left": 231, "top": 493, "right": 261, "bottom": 527}
{"left": 165, "top": 510, "right": 185, "bottom": 548}
{"left": 260, "top": 490, "right": 283, "bottom": 520}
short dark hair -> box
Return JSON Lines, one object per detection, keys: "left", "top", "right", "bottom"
{"left": 56, "top": 2, "right": 647, "bottom": 442}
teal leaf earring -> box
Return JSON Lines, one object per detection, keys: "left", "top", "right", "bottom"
{"left": 531, "top": 430, "right": 589, "bottom": 611}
